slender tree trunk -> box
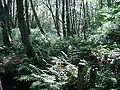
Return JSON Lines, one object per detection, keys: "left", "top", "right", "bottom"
{"left": 69, "top": 0, "right": 72, "bottom": 36}
{"left": 72, "top": 0, "right": 76, "bottom": 35}
{"left": 86, "top": 2, "right": 90, "bottom": 29}
{"left": 56, "top": 0, "right": 61, "bottom": 37}
{"left": 77, "top": 3, "right": 82, "bottom": 37}
{"left": 9, "top": 0, "right": 13, "bottom": 28}
{"left": 75, "top": 10, "right": 77, "bottom": 35}
{"left": 43, "top": 0, "right": 61, "bottom": 37}
{"left": 25, "top": 0, "right": 30, "bottom": 35}
{"left": 29, "top": 0, "right": 45, "bottom": 35}
{"left": 66, "top": 0, "right": 71, "bottom": 36}
{"left": 6, "top": 0, "right": 12, "bottom": 39}
{"left": 46, "top": 0, "right": 57, "bottom": 29}
{"left": 100, "top": 0, "right": 103, "bottom": 8}
{"left": 12, "top": 0, "right": 15, "bottom": 27}
{"left": 16, "top": 0, "right": 36, "bottom": 58}
{"left": 1, "top": 23, "right": 11, "bottom": 47}
{"left": 14, "top": 11, "right": 18, "bottom": 28}
{"left": 62, "top": 0, "right": 66, "bottom": 37}
{"left": 0, "top": 0, "right": 11, "bottom": 47}
{"left": 82, "top": 0, "right": 87, "bottom": 40}
{"left": 30, "top": 2, "right": 36, "bottom": 29}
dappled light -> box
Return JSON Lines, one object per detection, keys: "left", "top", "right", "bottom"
{"left": 0, "top": 0, "right": 120, "bottom": 90}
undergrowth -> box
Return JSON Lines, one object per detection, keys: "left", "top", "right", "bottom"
{"left": 1, "top": 28, "right": 120, "bottom": 90}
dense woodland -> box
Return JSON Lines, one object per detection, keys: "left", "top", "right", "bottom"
{"left": 0, "top": 0, "right": 120, "bottom": 90}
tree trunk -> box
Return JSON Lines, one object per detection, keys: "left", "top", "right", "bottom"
{"left": 100, "top": 0, "right": 103, "bottom": 8}
{"left": 62, "top": 0, "right": 66, "bottom": 37}
{"left": 43, "top": 0, "right": 61, "bottom": 37}
{"left": 66, "top": 0, "right": 71, "bottom": 36}
{"left": 0, "top": 0, "right": 11, "bottom": 47}
{"left": 77, "top": 3, "right": 82, "bottom": 37}
{"left": 16, "top": 0, "right": 36, "bottom": 58}
{"left": 29, "top": 0, "right": 45, "bottom": 35}
{"left": 1, "top": 23, "right": 11, "bottom": 47}
{"left": 6, "top": 0, "right": 12, "bottom": 39}
{"left": 86, "top": 2, "right": 90, "bottom": 29}
{"left": 82, "top": 0, "right": 87, "bottom": 40}
{"left": 72, "top": 0, "right": 76, "bottom": 35}
{"left": 56, "top": 0, "right": 61, "bottom": 37}
{"left": 25, "top": 0, "right": 30, "bottom": 35}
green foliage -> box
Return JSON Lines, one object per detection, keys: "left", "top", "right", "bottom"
{"left": 2, "top": 3, "right": 120, "bottom": 88}
{"left": 15, "top": 58, "right": 78, "bottom": 90}
{"left": 2, "top": 28, "right": 120, "bottom": 90}
{"left": 106, "top": 28, "right": 120, "bottom": 44}
{"left": 95, "top": 68, "right": 116, "bottom": 90}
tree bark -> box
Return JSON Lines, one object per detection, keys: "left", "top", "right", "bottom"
{"left": 6, "top": 0, "right": 12, "bottom": 39}
{"left": 62, "top": 0, "right": 66, "bottom": 37}
{"left": 16, "top": 0, "right": 36, "bottom": 58}
{"left": 72, "top": 0, "right": 76, "bottom": 35}
{"left": 100, "top": 0, "right": 103, "bottom": 8}
{"left": 43, "top": 0, "right": 61, "bottom": 37}
{"left": 0, "top": 0, "right": 11, "bottom": 47}
{"left": 86, "top": 2, "right": 90, "bottom": 29}
{"left": 29, "top": 0, "right": 45, "bottom": 35}
{"left": 66, "top": 0, "right": 71, "bottom": 36}
{"left": 1, "top": 23, "right": 11, "bottom": 47}
{"left": 82, "top": 0, "right": 87, "bottom": 40}
{"left": 56, "top": 0, "right": 61, "bottom": 37}
{"left": 25, "top": 0, "right": 30, "bottom": 35}
{"left": 77, "top": 3, "right": 82, "bottom": 37}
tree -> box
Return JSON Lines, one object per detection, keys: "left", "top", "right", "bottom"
{"left": 25, "top": 0, "right": 30, "bottom": 35}
{"left": 100, "top": 0, "right": 103, "bottom": 8}
{"left": 29, "top": 0, "right": 45, "bottom": 35}
{"left": 0, "top": 0, "right": 11, "bottom": 47}
{"left": 82, "top": 0, "right": 87, "bottom": 40}
{"left": 77, "top": 2, "right": 82, "bottom": 37}
{"left": 62, "top": 0, "right": 66, "bottom": 37}
{"left": 72, "top": 0, "right": 77, "bottom": 35}
{"left": 16, "top": 0, "right": 36, "bottom": 58}
{"left": 43, "top": 0, "right": 61, "bottom": 37}
{"left": 66, "top": 0, "right": 71, "bottom": 36}
{"left": 55, "top": 0, "right": 61, "bottom": 37}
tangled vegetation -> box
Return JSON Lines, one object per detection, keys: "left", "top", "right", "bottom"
{"left": 0, "top": 0, "right": 120, "bottom": 90}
